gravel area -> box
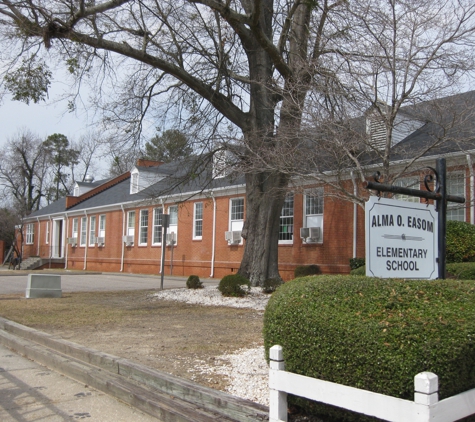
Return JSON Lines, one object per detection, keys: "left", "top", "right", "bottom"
{"left": 152, "top": 286, "right": 271, "bottom": 311}
{"left": 152, "top": 286, "right": 270, "bottom": 405}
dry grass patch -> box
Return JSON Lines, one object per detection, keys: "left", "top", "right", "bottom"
{"left": 0, "top": 289, "right": 265, "bottom": 390}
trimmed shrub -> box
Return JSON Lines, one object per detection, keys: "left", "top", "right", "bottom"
{"left": 264, "top": 275, "right": 475, "bottom": 421}
{"left": 350, "top": 265, "right": 366, "bottom": 276}
{"left": 294, "top": 264, "right": 321, "bottom": 278}
{"left": 447, "top": 262, "right": 475, "bottom": 280}
{"left": 446, "top": 220, "right": 475, "bottom": 263}
{"left": 262, "top": 277, "right": 283, "bottom": 294}
{"left": 218, "top": 274, "right": 250, "bottom": 297}
{"left": 349, "top": 258, "right": 365, "bottom": 270}
{"left": 186, "top": 275, "right": 203, "bottom": 289}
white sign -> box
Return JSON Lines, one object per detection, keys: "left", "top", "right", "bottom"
{"left": 365, "top": 196, "right": 438, "bottom": 279}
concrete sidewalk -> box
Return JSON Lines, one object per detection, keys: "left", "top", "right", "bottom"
{"left": 0, "top": 343, "right": 158, "bottom": 421}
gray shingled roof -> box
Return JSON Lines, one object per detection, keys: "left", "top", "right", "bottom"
{"left": 27, "top": 158, "right": 245, "bottom": 219}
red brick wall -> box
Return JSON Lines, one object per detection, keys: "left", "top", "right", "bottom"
{"left": 23, "top": 162, "right": 475, "bottom": 280}
{"left": 64, "top": 190, "right": 358, "bottom": 280}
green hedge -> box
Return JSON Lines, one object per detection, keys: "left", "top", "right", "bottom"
{"left": 263, "top": 275, "right": 475, "bottom": 421}
{"left": 350, "top": 265, "right": 366, "bottom": 276}
{"left": 218, "top": 274, "right": 250, "bottom": 297}
{"left": 186, "top": 275, "right": 203, "bottom": 289}
{"left": 447, "top": 262, "right": 475, "bottom": 280}
{"left": 446, "top": 220, "right": 475, "bottom": 263}
{"left": 349, "top": 258, "right": 365, "bottom": 270}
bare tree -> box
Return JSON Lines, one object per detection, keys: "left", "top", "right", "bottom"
{"left": 238, "top": 0, "right": 475, "bottom": 206}
{"left": 0, "top": 129, "right": 49, "bottom": 215}
{"left": 0, "top": 206, "right": 20, "bottom": 245}
{"left": 71, "top": 131, "right": 106, "bottom": 182}
{"left": 0, "top": 1, "right": 474, "bottom": 284}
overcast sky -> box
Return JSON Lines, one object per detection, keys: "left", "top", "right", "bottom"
{"left": 0, "top": 94, "right": 90, "bottom": 147}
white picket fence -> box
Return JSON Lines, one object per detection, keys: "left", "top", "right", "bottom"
{"left": 269, "top": 345, "right": 475, "bottom": 422}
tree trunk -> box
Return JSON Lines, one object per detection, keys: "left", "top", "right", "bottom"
{"left": 239, "top": 171, "right": 288, "bottom": 286}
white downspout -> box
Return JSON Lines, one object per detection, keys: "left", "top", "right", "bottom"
{"left": 36, "top": 217, "right": 41, "bottom": 256}
{"left": 351, "top": 171, "right": 358, "bottom": 258}
{"left": 49, "top": 217, "right": 53, "bottom": 259}
{"left": 64, "top": 213, "right": 69, "bottom": 269}
{"left": 120, "top": 205, "right": 125, "bottom": 272}
{"left": 210, "top": 192, "right": 217, "bottom": 278}
{"left": 159, "top": 199, "right": 165, "bottom": 274}
{"left": 467, "top": 154, "right": 474, "bottom": 225}
{"left": 83, "top": 210, "right": 88, "bottom": 270}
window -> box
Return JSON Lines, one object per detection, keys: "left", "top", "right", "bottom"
{"left": 72, "top": 218, "right": 78, "bottom": 240}
{"left": 168, "top": 206, "right": 178, "bottom": 244}
{"left": 127, "top": 211, "right": 136, "bottom": 238}
{"left": 139, "top": 209, "right": 149, "bottom": 245}
{"left": 80, "top": 217, "right": 87, "bottom": 246}
{"left": 193, "top": 202, "right": 203, "bottom": 239}
{"left": 98, "top": 215, "right": 106, "bottom": 238}
{"left": 89, "top": 216, "right": 96, "bottom": 246}
{"left": 45, "top": 221, "right": 49, "bottom": 244}
{"left": 303, "top": 188, "right": 324, "bottom": 241}
{"left": 230, "top": 198, "right": 244, "bottom": 231}
{"left": 447, "top": 173, "right": 465, "bottom": 221}
{"left": 393, "top": 177, "right": 420, "bottom": 203}
{"left": 279, "top": 194, "right": 294, "bottom": 242}
{"left": 26, "top": 223, "right": 34, "bottom": 244}
{"left": 153, "top": 207, "right": 163, "bottom": 245}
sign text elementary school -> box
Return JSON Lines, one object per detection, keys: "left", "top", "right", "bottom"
{"left": 365, "top": 197, "right": 438, "bottom": 279}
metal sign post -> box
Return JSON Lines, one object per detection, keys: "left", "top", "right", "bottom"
{"left": 160, "top": 214, "right": 170, "bottom": 290}
{"left": 364, "top": 158, "right": 465, "bottom": 279}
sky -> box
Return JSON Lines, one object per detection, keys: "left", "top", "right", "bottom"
{"left": 0, "top": 89, "right": 90, "bottom": 147}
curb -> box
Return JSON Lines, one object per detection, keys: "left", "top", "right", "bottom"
{"left": 0, "top": 317, "right": 268, "bottom": 421}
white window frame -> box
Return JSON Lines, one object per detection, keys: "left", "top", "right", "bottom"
{"left": 153, "top": 207, "right": 163, "bottom": 245}
{"left": 447, "top": 172, "right": 466, "bottom": 221}
{"left": 72, "top": 218, "right": 78, "bottom": 240}
{"left": 279, "top": 194, "right": 294, "bottom": 244}
{"left": 89, "top": 215, "right": 96, "bottom": 246}
{"left": 80, "top": 217, "right": 87, "bottom": 246}
{"left": 26, "top": 223, "right": 34, "bottom": 244}
{"left": 168, "top": 205, "right": 178, "bottom": 245}
{"left": 193, "top": 202, "right": 203, "bottom": 240}
{"left": 303, "top": 188, "right": 324, "bottom": 242}
{"left": 229, "top": 198, "right": 244, "bottom": 232}
{"left": 393, "top": 177, "right": 420, "bottom": 203}
{"left": 127, "top": 211, "right": 136, "bottom": 239}
{"left": 45, "top": 221, "right": 49, "bottom": 244}
{"left": 139, "top": 209, "right": 149, "bottom": 246}
{"left": 99, "top": 215, "right": 106, "bottom": 238}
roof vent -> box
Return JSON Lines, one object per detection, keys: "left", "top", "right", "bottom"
{"left": 84, "top": 174, "right": 94, "bottom": 183}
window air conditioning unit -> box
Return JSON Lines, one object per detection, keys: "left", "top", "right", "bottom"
{"left": 300, "top": 227, "right": 321, "bottom": 243}
{"left": 68, "top": 237, "right": 78, "bottom": 247}
{"left": 95, "top": 236, "right": 105, "bottom": 246}
{"left": 122, "top": 235, "right": 134, "bottom": 246}
{"left": 166, "top": 232, "right": 176, "bottom": 246}
{"left": 225, "top": 230, "right": 242, "bottom": 245}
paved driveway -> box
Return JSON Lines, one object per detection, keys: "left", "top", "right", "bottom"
{"left": 0, "top": 270, "right": 218, "bottom": 295}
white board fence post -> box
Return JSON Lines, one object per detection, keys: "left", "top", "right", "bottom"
{"left": 414, "top": 372, "right": 438, "bottom": 422}
{"left": 269, "top": 345, "right": 288, "bottom": 422}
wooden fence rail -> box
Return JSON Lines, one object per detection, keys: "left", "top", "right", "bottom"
{"left": 269, "top": 345, "right": 475, "bottom": 422}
